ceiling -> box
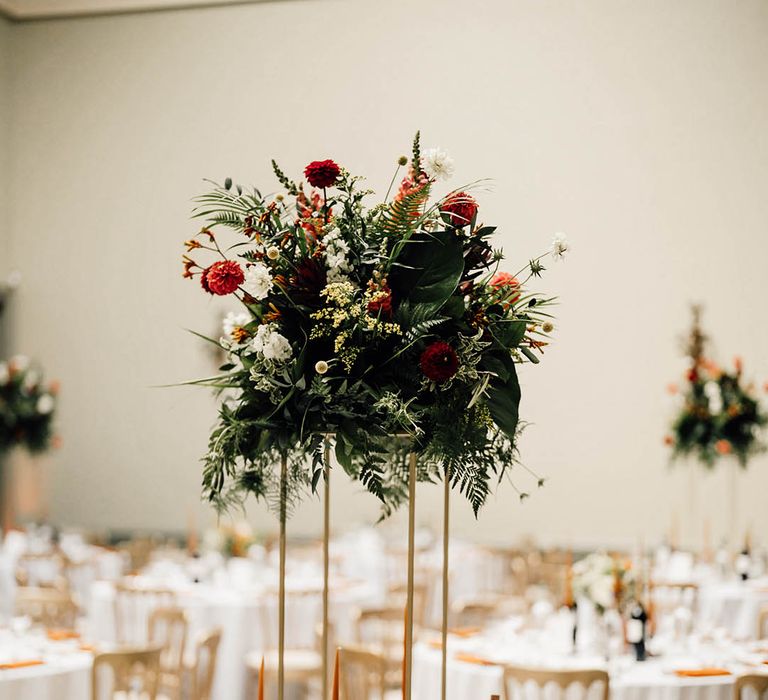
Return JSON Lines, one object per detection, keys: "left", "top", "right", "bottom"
{"left": 0, "top": 0, "right": 269, "bottom": 21}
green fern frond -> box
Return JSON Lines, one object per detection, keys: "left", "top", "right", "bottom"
{"left": 381, "top": 182, "right": 430, "bottom": 235}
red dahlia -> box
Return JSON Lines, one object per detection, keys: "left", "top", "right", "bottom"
{"left": 202, "top": 260, "right": 244, "bottom": 296}
{"left": 440, "top": 191, "right": 478, "bottom": 228}
{"left": 420, "top": 341, "right": 459, "bottom": 383}
{"left": 304, "top": 160, "right": 341, "bottom": 189}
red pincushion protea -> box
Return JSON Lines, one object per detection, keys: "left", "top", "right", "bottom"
{"left": 304, "top": 160, "right": 340, "bottom": 189}
{"left": 440, "top": 191, "right": 478, "bottom": 228}
{"left": 202, "top": 260, "right": 244, "bottom": 296}
{"left": 420, "top": 341, "right": 459, "bottom": 383}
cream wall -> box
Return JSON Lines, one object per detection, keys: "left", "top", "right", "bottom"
{"left": 0, "top": 15, "right": 9, "bottom": 273}
{"left": 4, "top": 0, "right": 768, "bottom": 548}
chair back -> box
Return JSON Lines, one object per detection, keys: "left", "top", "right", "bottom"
{"left": 339, "top": 646, "right": 386, "bottom": 700}
{"left": 115, "top": 581, "right": 176, "bottom": 645}
{"left": 148, "top": 607, "right": 188, "bottom": 678}
{"left": 758, "top": 607, "right": 768, "bottom": 639}
{"left": 189, "top": 628, "right": 223, "bottom": 700}
{"left": 16, "top": 551, "right": 66, "bottom": 588}
{"left": 91, "top": 646, "right": 162, "bottom": 700}
{"left": 734, "top": 674, "right": 768, "bottom": 699}
{"left": 15, "top": 586, "right": 78, "bottom": 628}
{"left": 503, "top": 665, "right": 609, "bottom": 700}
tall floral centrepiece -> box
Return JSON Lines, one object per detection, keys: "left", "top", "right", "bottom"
{"left": 182, "top": 133, "right": 565, "bottom": 516}
{"left": 666, "top": 306, "right": 767, "bottom": 469}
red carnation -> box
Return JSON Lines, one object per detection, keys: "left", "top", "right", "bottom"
{"left": 440, "top": 191, "right": 478, "bottom": 228}
{"left": 304, "top": 160, "right": 341, "bottom": 189}
{"left": 420, "top": 341, "right": 459, "bottom": 383}
{"left": 202, "top": 260, "right": 244, "bottom": 296}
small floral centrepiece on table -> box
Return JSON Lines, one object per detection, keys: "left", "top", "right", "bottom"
{"left": 572, "top": 552, "right": 636, "bottom": 615}
{"left": 666, "top": 306, "right": 767, "bottom": 469}
{"left": 0, "top": 355, "right": 58, "bottom": 455}
{"left": 181, "top": 133, "right": 566, "bottom": 517}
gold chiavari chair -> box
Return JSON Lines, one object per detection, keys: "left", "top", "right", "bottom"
{"left": 114, "top": 581, "right": 176, "bottom": 645}
{"left": 91, "top": 646, "right": 163, "bottom": 700}
{"left": 148, "top": 607, "right": 188, "bottom": 700}
{"left": 15, "top": 586, "right": 78, "bottom": 628}
{"left": 15, "top": 550, "right": 67, "bottom": 589}
{"left": 339, "top": 646, "right": 393, "bottom": 700}
{"left": 733, "top": 674, "right": 768, "bottom": 699}
{"left": 503, "top": 665, "right": 609, "bottom": 700}
{"left": 758, "top": 607, "right": 768, "bottom": 639}
{"left": 188, "top": 627, "right": 222, "bottom": 700}
{"left": 244, "top": 589, "right": 324, "bottom": 698}
{"left": 451, "top": 597, "right": 504, "bottom": 629}
{"left": 353, "top": 606, "right": 407, "bottom": 690}
{"left": 649, "top": 580, "right": 698, "bottom": 636}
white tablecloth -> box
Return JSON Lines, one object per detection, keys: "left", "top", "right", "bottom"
{"left": 698, "top": 580, "right": 768, "bottom": 640}
{"left": 412, "top": 645, "right": 748, "bottom": 700}
{"left": 0, "top": 644, "right": 90, "bottom": 700}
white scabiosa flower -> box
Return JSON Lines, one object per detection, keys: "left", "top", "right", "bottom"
{"left": 315, "top": 360, "right": 329, "bottom": 375}
{"left": 266, "top": 246, "right": 280, "bottom": 260}
{"left": 36, "top": 394, "right": 55, "bottom": 415}
{"left": 222, "top": 311, "right": 251, "bottom": 339}
{"left": 551, "top": 233, "right": 570, "bottom": 261}
{"left": 242, "top": 262, "right": 273, "bottom": 300}
{"left": 422, "top": 147, "right": 455, "bottom": 181}
{"left": 704, "top": 381, "right": 723, "bottom": 414}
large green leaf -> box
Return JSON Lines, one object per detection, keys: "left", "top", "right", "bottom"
{"left": 486, "top": 360, "right": 521, "bottom": 442}
{"left": 393, "top": 231, "right": 464, "bottom": 318}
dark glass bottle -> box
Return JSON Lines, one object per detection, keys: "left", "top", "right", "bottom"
{"left": 627, "top": 601, "right": 648, "bottom": 661}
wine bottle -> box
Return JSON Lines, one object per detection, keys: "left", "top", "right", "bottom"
{"left": 627, "top": 601, "right": 648, "bottom": 661}
{"left": 736, "top": 547, "right": 751, "bottom": 582}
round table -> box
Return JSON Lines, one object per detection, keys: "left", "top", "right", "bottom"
{"left": 89, "top": 574, "right": 374, "bottom": 700}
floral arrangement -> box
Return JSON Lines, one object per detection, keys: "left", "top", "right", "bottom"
{"left": 572, "top": 552, "right": 636, "bottom": 614}
{"left": 204, "top": 521, "right": 256, "bottom": 558}
{"left": 0, "top": 355, "right": 58, "bottom": 455}
{"left": 181, "top": 133, "right": 565, "bottom": 517}
{"left": 665, "top": 307, "right": 767, "bottom": 468}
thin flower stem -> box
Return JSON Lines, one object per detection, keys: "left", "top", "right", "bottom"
{"left": 384, "top": 164, "right": 402, "bottom": 204}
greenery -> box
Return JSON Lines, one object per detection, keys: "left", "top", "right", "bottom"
{"left": 181, "top": 133, "right": 562, "bottom": 519}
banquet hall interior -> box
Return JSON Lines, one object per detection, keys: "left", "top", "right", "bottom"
{"left": 1, "top": 0, "right": 768, "bottom": 698}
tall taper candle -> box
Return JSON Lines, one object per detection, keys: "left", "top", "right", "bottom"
{"left": 332, "top": 647, "right": 340, "bottom": 700}
{"left": 258, "top": 656, "right": 264, "bottom": 700}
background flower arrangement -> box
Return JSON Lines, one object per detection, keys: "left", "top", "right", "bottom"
{"left": 0, "top": 355, "right": 58, "bottom": 455}
{"left": 181, "top": 133, "right": 566, "bottom": 518}
{"left": 572, "top": 552, "right": 636, "bottom": 614}
{"left": 666, "top": 307, "right": 767, "bottom": 469}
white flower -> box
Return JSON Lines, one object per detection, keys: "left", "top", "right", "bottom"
{"left": 36, "top": 394, "right": 55, "bottom": 415}
{"left": 262, "top": 331, "right": 292, "bottom": 362}
{"left": 704, "top": 381, "right": 723, "bottom": 414}
{"left": 222, "top": 311, "right": 250, "bottom": 340}
{"left": 0, "top": 362, "right": 8, "bottom": 385}
{"left": 266, "top": 246, "right": 280, "bottom": 260}
{"left": 22, "top": 369, "right": 40, "bottom": 391}
{"left": 10, "top": 354, "right": 29, "bottom": 372}
{"left": 242, "top": 262, "right": 273, "bottom": 300}
{"left": 251, "top": 324, "right": 292, "bottom": 362}
{"left": 551, "top": 233, "right": 570, "bottom": 261}
{"left": 422, "top": 147, "right": 454, "bottom": 181}
{"left": 315, "top": 360, "right": 329, "bottom": 375}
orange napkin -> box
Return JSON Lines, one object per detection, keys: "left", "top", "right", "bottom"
{"left": 47, "top": 628, "right": 80, "bottom": 641}
{"left": 450, "top": 627, "right": 482, "bottom": 638}
{"left": 454, "top": 652, "right": 497, "bottom": 667}
{"left": 0, "top": 660, "right": 45, "bottom": 670}
{"left": 427, "top": 640, "right": 443, "bottom": 650}
{"left": 674, "top": 668, "right": 731, "bottom": 677}
{"left": 79, "top": 644, "right": 97, "bottom": 653}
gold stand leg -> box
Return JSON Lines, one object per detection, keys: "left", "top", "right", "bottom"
{"left": 322, "top": 439, "right": 331, "bottom": 700}
{"left": 278, "top": 454, "right": 287, "bottom": 700}
{"left": 404, "top": 451, "right": 417, "bottom": 700}
{"left": 441, "top": 467, "right": 450, "bottom": 700}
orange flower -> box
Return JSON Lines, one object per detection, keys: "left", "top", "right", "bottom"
{"left": 666, "top": 383, "right": 679, "bottom": 395}
{"left": 664, "top": 435, "right": 675, "bottom": 446}
{"left": 49, "top": 380, "right": 61, "bottom": 395}
{"left": 715, "top": 439, "right": 732, "bottom": 455}
{"left": 734, "top": 356, "right": 743, "bottom": 374}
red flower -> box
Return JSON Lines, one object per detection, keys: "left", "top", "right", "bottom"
{"left": 715, "top": 439, "right": 732, "bottom": 455}
{"left": 304, "top": 160, "right": 340, "bottom": 189}
{"left": 420, "top": 341, "right": 459, "bottom": 383}
{"left": 202, "top": 260, "right": 244, "bottom": 296}
{"left": 440, "top": 191, "right": 478, "bottom": 228}
{"left": 686, "top": 368, "right": 699, "bottom": 383}
{"left": 664, "top": 435, "right": 675, "bottom": 446}
{"left": 367, "top": 286, "right": 393, "bottom": 317}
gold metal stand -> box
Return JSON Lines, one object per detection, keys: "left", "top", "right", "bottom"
{"left": 441, "top": 467, "right": 450, "bottom": 700}
{"left": 322, "top": 438, "right": 331, "bottom": 700}
{"left": 278, "top": 453, "right": 287, "bottom": 700}
{"left": 404, "top": 450, "right": 417, "bottom": 700}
